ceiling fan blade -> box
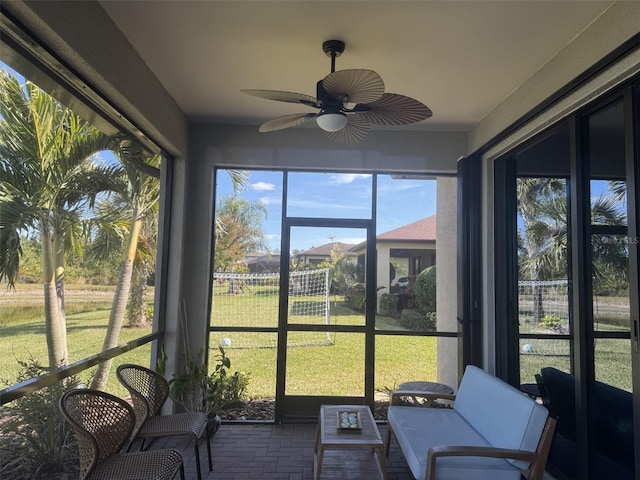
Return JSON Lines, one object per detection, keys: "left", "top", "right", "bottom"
{"left": 322, "top": 69, "right": 384, "bottom": 105}
{"left": 241, "top": 89, "right": 320, "bottom": 107}
{"left": 357, "top": 93, "right": 433, "bottom": 126}
{"left": 323, "top": 113, "right": 371, "bottom": 144}
{"left": 259, "top": 113, "right": 317, "bottom": 132}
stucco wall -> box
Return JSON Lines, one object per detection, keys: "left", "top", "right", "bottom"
{"left": 436, "top": 177, "right": 458, "bottom": 389}
{"left": 192, "top": 124, "right": 465, "bottom": 174}
{"left": 470, "top": 1, "right": 640, "bottom": 153}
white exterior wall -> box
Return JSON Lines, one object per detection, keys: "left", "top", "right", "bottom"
{"left": 436, "top": 177, "right": 458, "bottom": 389}
{"left": 376, "top": 246, "right": 391, "bottom": 311}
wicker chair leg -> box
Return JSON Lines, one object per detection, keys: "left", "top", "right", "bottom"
{"left": 206, "top": 434, "right": 212, "bottom": 470}
{"left": 178, "top": 462, "right": 185, "bottom": 480}
{"left": 194, "top": 438, "right": 202, "bottom": 480}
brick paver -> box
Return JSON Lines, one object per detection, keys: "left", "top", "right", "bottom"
{"left": 149, "top": 422, "right": 411, "bottom": 480}
{"left": 150, "top": 422, "right": 556, "bottom": 480}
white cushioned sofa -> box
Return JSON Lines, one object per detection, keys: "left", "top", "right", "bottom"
{"left": 385, "top": 365, "right": 556, "bottom": 480}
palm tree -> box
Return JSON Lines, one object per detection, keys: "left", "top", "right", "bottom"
{"left": 0, "top": 70, "right": 118, "bottom": 368}
{"left": 517, "top": 178, "right": 566, "bottom": 322}
{"left": 214, "top": 196, "right": 269, "bottom": 271}
{"left": 90, "top": 146, "right": 161, "bottom": 390}
{"left": 127, "top": 213, "right": 158, "bottom": 328}
{"left": 85, "top": 165, "right": 249, "bottom": 389}
{"left": 518, "top": 177, "right": 628, "bottom": 322}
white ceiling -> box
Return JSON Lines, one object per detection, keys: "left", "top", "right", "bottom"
{"left": 100, "top": 0, "right": 614, "bottom": 132}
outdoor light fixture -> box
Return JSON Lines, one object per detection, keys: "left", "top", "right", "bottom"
{"left": 316, "top": 112, "right": 348, "bottom": 132}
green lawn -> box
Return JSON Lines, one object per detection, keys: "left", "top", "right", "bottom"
{"left": 0, "top": 285, "right": 151, "bottom": 399}
{"left": 1, "top": 285, "right": 438, "bottom": 402}
{"left": 1, "top": 284, "right": 632, "bottom": 404}
{"left": 518, "top": 307, "right": 632, "bottom": 391}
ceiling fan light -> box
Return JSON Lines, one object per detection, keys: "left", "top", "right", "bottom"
{"left": 316, "top": 112, "right": 348, "bottom": 132}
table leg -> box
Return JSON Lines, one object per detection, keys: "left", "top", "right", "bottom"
{"left": 314, "top": 421, "right": 322, "bottom": 480}
{"left": 377, "top": 445, "right": 387, "bottom": 480}
{"left": 315, "top": 448, "right": 324, "bottom": 480}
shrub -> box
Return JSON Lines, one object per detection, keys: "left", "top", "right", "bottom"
{"left": 170, "top": 347, "right": 250, "bottom": 416}
{"left": 541, "top": 314, "right": 562, "bottom": 331}
{"left": 378, "top": 293, "right": 399, "bottom": 318}
{"left": 345, "top": 283, "right": 366, "bottom": 311}
{"left": 0, "top": 358, "right": 81, "bottom": 479}
{"left": 205, "top": 347, "right": 250, "bottom": 412}
{"left": 398, "top": 309, "right": 437, "bottom": 331}
{"left": 414, "top": 265, "right": 437, "bottom": 313}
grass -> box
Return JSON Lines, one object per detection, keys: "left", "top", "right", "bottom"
{"left": 1, "top": 284, "right": 438, "bottom": 403}
{"left": 518, "top": 298, "right": 632, "bottom": 391}
{"left": 0, "top": 284, "right": 151, "bottom": 400}
{"left": 1, "top": 283, "right": 632, "bottom": 404}
{"left": 210, "top": 285, "right": 439, "bottom": 397}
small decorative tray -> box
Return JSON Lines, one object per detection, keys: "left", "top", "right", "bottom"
{"left": 337, "top": 410, "right": 361, "bottom": 430}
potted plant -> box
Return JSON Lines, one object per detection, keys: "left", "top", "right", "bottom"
{"left": 169, "top": 346, "right": 249, "bottom": 436}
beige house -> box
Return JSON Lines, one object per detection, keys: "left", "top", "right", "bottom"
{"left": 351, "top": 215, "right": 437, "bottom": 306}
{"left": 295, "top": 242, "right": 357, "bottom": 266}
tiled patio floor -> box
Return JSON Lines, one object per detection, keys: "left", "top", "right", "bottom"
{"left": 149, "top": 421, "right": 557, "bottom": 480}
{"left": 148, "top": 422, "right": 407, "bottom": 480}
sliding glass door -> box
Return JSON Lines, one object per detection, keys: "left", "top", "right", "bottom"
{"left": 495, "top": 88, "right": 639, "bottom": 479}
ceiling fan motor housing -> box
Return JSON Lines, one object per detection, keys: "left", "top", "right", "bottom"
{"left": 322, "top": 40, "right": 345, "bottom": 57}
{"left": 316, "top": 80, "right": 343, "bottom": 113}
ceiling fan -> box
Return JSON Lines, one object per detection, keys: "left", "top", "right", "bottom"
{"left": 241, "top": 40, "right": 432, "bottom": 144}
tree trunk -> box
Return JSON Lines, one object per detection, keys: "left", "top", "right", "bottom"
{"left": 533, "top": 283, "right": 545, "bottom": 324}
{"left": 41, "top": 225, "right": 68, "bottom": 368}
{"left": 90, "top": 215, "right": 142, "bottom": 390}
{"left": 54, "top": 233, "right": 68, "bottom": 355}
{"left": 128, "top": 261, "right": 149, "bottom": 328}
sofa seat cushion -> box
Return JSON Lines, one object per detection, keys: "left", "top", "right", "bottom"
{"left": 388, "top": 406, "right": 522, "bottom": 480}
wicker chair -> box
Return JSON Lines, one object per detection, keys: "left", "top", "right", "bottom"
{"left": 116, "top": 364, "right": 212, "bottom": 480}
{"left": 59, "top": 388, "right": 184, "bottom": 480}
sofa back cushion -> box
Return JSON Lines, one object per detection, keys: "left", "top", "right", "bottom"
{"left": 454, "top": 365, "right": 549, "bottom": 470}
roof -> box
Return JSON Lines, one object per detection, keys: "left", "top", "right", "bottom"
{"left": 377, "top": 215, "right": 436, "bottom": 242}
{"left": 298, "top": 242, "right": 357, "bottom": 257}
{"left": 247, "top": 254, "right": 280, "bottom": 264}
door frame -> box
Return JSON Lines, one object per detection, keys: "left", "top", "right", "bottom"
{"left": 274, "top": 176, "right": 378, "bottom": 423}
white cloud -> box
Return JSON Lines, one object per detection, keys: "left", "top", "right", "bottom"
{"left": 337, "top": 237, "right": 366, "bottom": 245}
{"left": 259, "top": 195, "right": 282, "bottom": 206}
{"left": 287, "top": 198, "right": 368, "bottom": 211}
{"left": 329, "top": 173, "right": 371, "bottom": 184}
{"left": 251, "top": 181, "right": 276, "bottom": 191}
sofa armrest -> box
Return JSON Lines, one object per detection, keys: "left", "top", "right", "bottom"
{"left": 426, "top": 445, "right": 537, "bottom": 479}
{"left": 390, "top": 389, "right": 456, "bottom": 406}
{"left": 425, "top": 416, "right": 555, "bottom": 480}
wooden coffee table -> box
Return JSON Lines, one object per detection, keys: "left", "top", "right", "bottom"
{"left": 314, "top": 405, "right": 386, "bottom": 480}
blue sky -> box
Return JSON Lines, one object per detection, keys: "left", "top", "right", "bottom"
{"left": 0, "top": 61, "right": 437, "bottom": 254}
{"left": 215, "top": 170, "right": 437, "bottom": 253}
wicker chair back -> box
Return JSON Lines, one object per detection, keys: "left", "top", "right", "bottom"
{"left": 59, "top": 389, "right": 136, "bottom": 479}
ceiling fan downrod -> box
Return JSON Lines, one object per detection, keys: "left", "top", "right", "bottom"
{"left": 322, "top": 40, "right": 345, "bottom": 73}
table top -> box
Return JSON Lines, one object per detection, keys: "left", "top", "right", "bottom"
{"left": 397, "top": 381, "right": 454, "bottom": 394}
{"left": 318, "top": 405, "right": 383, "bottom": 447}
